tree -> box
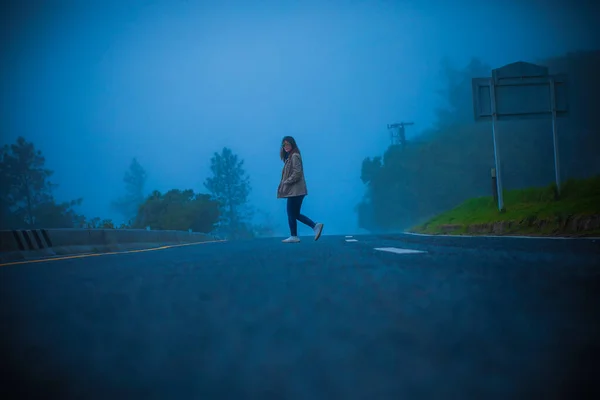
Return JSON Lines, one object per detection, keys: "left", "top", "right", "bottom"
{"left": 204, "top": 147, "right": 252, "bottom": 238}
{"left": 540, "top": 51, "right": 600, "bottom": 176}
{"left": 0, "top": 137, "right": 87, "bottom": 229}
{"left": 111, "top": 157, "right": 147, "bottom": 224}
{"left": 87, "top": 217, "right": 102, "bottom": 229}
{"left": 133, "top": 189, "right": 220, "bottom": 232}
{"left": 433, "top": 57, "right": 492, "bottom": 128}
{"left": 100, "top": 219, "right": 115, "bottom": 229}
{"left": 0, "top": 137, "right": 55, "bottom": 227}
{"left": 360, "top": 156, "right": 382, "bottom": 185}
{"left": 34, "top": 199, "right": 84, "bottom": 228}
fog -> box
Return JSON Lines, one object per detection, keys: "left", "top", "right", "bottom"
{"left": 2, "top": 0, "right": 599, "bottom": 236}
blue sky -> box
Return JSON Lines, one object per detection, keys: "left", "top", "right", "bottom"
{"left": 1, "top": 0, "right": 598, "bottom": 234}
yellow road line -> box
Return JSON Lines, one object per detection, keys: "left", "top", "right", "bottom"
{"left": 0, "top": 240, "right": 226, "bottom": 267}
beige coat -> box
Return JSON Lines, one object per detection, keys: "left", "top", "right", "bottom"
{"left": 277, "top": 152, "right": 308, "bottom": 198}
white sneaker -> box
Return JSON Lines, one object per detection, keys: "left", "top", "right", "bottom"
{"left": 313, "top": 223, "right": 324, "bottom": 241}
{"left": 282, "top": 236, "right": 300, "bottom": 243}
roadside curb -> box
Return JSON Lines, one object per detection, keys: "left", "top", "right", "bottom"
{"left": 403, "top": 231, "right": 600, "bottom": 240}
{"left": 0, "top": 229, "right": 220, "bottom": 264}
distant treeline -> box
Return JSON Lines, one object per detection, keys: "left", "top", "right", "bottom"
{"left": 358, "top": 50, "right": 600, "bottom": 232}
{"left": 0, "top": 139, "right": 274, "bottom": 239}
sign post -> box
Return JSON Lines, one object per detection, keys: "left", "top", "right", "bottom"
{"left": 489, "top": 81, "right": 504, "bottom": 211}
{"left": 472, "top": 61, "right": 568, "bottom": 211}
{"left": 549, "top": 77, "right": 561, "bottom": 195}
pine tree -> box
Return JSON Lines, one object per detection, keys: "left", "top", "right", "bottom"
{"left": 0, "top": 137, "right": 54, "bottom": 227}
{"left": 111, "top": 157, "right": 147, "bottom": 224}
{"left": 204, "top": 147, "right": 251, "bottom": 238}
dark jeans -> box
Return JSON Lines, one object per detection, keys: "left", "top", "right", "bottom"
{"left": 287, "top": 195, "right": 316, "bottom": 236}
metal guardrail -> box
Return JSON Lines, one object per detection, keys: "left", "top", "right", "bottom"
{"left": 0, "top": 228, "right": 219, "bottom": 254}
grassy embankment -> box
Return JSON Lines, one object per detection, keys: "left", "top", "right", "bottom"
{"left": 410, "top": 175, "right": 600, "bottom": 237}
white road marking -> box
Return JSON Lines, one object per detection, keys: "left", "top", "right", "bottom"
{"left": 346, "top": 239, "right": 358, "bottom": 242}
{"left": 374, "top": 247, "right": 426, "bottom": 254}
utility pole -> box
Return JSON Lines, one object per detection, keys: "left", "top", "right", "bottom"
{"left": 387, "top": 122, "right": 415, "bottom": 147}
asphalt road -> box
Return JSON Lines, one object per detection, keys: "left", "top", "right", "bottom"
{"left": 1, "top": 233, "right": 599, "bottom": 399}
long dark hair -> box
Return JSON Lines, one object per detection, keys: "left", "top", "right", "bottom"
{"left": 280, "top": 136, "right": 301, "bottom": 161}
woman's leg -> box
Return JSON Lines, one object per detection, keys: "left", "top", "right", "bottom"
{"left": 286, "top": 196, "right": 301, "bottom": 236}
{"left": 296, "top": 195, "right": 324, "bottom": 240}
{"left": 295, "top": 195, "right": 316, "bottom": 229}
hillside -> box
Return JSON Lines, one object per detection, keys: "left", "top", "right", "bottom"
{"left": 409, "top": 175, "right": 600, "bottom": 237}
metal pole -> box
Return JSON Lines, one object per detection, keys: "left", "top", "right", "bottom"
{"left": 489, "top": 79, "right": 505, "bottom": 212}
{"left": 491, "top": 168, "right": 498, "bottom": 204}
{"left": 549, "top": 78, "right": 561, "bottom": 197}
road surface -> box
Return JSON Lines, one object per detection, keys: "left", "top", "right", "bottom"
{"left": 1, "top": 234, "right": 599, "bottom": 399}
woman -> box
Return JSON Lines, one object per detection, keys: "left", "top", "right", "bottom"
{"left": 277, "top": 136, "right": 324, "bottom": 243}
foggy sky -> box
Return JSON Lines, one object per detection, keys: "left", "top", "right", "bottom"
{"left": 1, "top": 0, "right": 599, "bottom": 234}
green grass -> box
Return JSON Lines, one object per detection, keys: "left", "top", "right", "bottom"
{"left": 410, "top": 175, "right": 600, "bottom": 236}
